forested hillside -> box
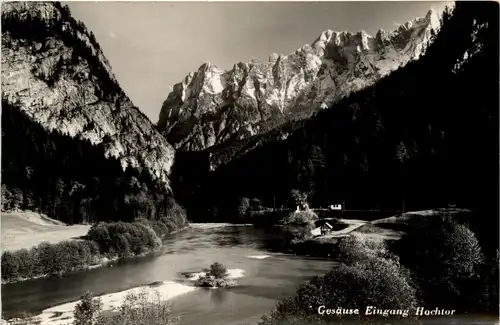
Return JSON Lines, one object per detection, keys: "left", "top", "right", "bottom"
{"left": 175, "top": 2, "right": 498, "bottom": 250}
{"left": 1, "top": 2, "right": 186, "bottom": 227}
{"left": 1, "top": 100, "right": 185, "bottom": 226}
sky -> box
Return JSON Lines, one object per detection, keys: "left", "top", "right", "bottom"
{"left": 66, "top": 1, "right": 452, "bottom": 123}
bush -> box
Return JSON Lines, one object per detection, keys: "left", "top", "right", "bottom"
{"left": 151, "top": 221, "right": 169, "bottom": 238}
{"left": 1, "top": 250, "right": 20, "bottom": 280}
{"left": 475, "top": 250, "right": 500, "bottom": 313}
{"left": 162, "top": 198, "right": 188, "bottom": 228}
{"left": 73, "top": 291, "right": 104, "bottom": 325}
{"left": 249, "top": 198, "right": 263, "bottom": 211}
{"left": 2, "top": 216, "right": 185, "bottom": 282}
{"left": 73, "top": 290, "right": 180, "bottom": 325}
{"left": 87, "top": 221, "right": 161, "bottom": 257}
{"left": 283, "top": 224, "right": 314, "bottom": 244}
{"left": 262, "top": 236, "right": 418, "bottom": 324}
{"left": 237, "top": 197, "right": 250, "bottom": 220}
{"left": 393, "top": 215, "right": 485, "bottom": 311}
{"left": 32, "top": 241, "right": 59, "bottom": 275}
{"left": 16, "top": 248, "right": 35, "bottom": 278}
{"left": 290, "top": 189, "right": 308, "bottom": 207}
{"left": 196, "top": 262, "right": 236, "bottom": 288}
{"left": 88, "top": 217, "right": 187, "bottom": 258}
{"left": 337, "top": 235, "right": 399, "bottom": 265}
{"left": 208, "top": 262, "right": 228, "bottom": 279}
{"left": 195, "top": 276, "right": 237, "bottom": 288}
{"left": 159, "top": 217, "right": 178, "bottom": 233}
{"left": 1, "top": 239, "right": 102, "bottom": 282}
{"left": 280, "top": 210, "right": 318, "bottom": 226}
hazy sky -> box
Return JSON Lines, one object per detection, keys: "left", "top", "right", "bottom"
{"left": 66, "top": 1, "right": 452, "bottom": 123}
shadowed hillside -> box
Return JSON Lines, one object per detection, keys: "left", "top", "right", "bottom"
{"left": 1, "top": 101, "right": 185, "bottom": 226}
{"left": 174, "top": 2, "right": 499, "bottom": 255}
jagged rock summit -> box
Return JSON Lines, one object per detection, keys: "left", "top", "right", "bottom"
{"left": 1, "top": 2, "right": 176, "bottom": 186}
{"left": 158, "top": 9, "right": 440, "bottom": 152}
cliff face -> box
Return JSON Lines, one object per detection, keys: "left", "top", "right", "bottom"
{"left": 158, "top": 9, "right": 440, "bottom": 152}
{"left": 1, "top": 2, "right": 175, "bottom": 187}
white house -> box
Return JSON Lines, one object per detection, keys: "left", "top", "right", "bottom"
{"left": 329, "top": 204, "right": 342, "bottom": 211}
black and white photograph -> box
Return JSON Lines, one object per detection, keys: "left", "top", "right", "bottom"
{"left": 0, "top": 1, "right": 498, "bottom": 325}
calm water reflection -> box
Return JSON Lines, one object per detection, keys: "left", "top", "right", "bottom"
{"left": 1, "top": 225, "right": 336, "bottom": 325}
{"left": 2, "top": 225, "right": 498, "bottom": 325}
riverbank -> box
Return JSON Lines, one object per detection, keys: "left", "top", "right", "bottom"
{"left": 1, "top": 255, "right": 118, "bottom": 285}
{"left": 186, "top": 210, "right": 457, "bottom": 258}
{"left": 11, "top": 268, "right": 246, "bottom": 325}
{"left": 260, "top": 209, "right": 499, "bottom": 325}
{"left": 11, "top": 281, "right": 197, "bottom": 325}
{"left": 1, "top": 220, "right": 253, "bottom": 284}
{"left": 3, "top": 210, "right": 494, "bottom": 325}
{"left": 284, "top": 210, "right": 451, "bottom": 257}
{"left": 1, "top": 212, "right": 190, "bottom": 284}
{"left": 190, "top": 223, "right": 253, "bottom": 228}
{"left": 0, "top": 225, "right": 337, "bottom": 324}
{"left": 1, "top": 227, "right": 190, "bottom": 284}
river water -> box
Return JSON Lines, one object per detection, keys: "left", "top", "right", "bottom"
{"left": 1, "top": 224, "right": 337, "bottom": 325}
{"left": 2, "top": 224, "right": 499, "bottom": 325}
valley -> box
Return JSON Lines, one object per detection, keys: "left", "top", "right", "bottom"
{"left": 1, "top": 224, "right": 337, "bottom": 325}
{"left": 1, "top": 1, "right": 499, "bottom": 325}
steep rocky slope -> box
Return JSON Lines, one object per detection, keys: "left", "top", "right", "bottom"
{"left": 158, "top": 9, "right": 440, "bottom": 152}
{"left": 1, "top": 2, "right": 175, "bottom": 186}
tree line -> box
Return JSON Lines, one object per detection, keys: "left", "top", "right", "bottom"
{"left": 1, "top": 100, "right": 185, "bottom": 225}
{"left": 1, "top": 215, "right": 188, "bottom": 283}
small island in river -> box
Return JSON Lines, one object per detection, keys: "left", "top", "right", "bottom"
{"left": 188, "top": 262, "right": 240, "bottom": 288}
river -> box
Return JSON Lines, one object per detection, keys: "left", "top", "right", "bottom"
{"left": 1, "top": 224, "right": 337, "bottom": 325}
{"left": 3, "top": 224, "right": 499, "bottom": 325}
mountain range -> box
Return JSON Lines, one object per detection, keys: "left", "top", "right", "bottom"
{"left": 157, "top": 9, "right": 440, "bottom": 153}
{"left": 3, "top": 1, "right": 496, "bottom": 236}
{"left": 174, "top": 2, "right": 498, "bottom": 232}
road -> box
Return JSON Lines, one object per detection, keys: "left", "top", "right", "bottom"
{"left": 311, "top": 219, "right": 368, "bottom": 238}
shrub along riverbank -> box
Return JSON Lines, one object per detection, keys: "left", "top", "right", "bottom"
{"left": 4, "top": 214, "right": 497, "bottom": 325}
{"left": 3, "top": 290, "right": 181, "bottom": 325}
{"left": 260, "top": 215, "right": 499, "bottom": 325}
{"left": 1, "top": 208, "right": 188, "bottom": 283}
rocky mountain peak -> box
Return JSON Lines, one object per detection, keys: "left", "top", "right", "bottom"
{"left": 157, "top": 9, "right": 441, "bottom": 153}
{"left": 3, "top": 2, "right": 58, "bottom": 21}
{"left": 2, "top": 1, "right": 175, "bottom": 187}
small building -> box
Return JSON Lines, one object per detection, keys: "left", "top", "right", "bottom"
{"left": 329, "top": 204, "right": 342, "bottom": 211}
{"left": 320, "top": 222, "right": 334, "bottom": 235}
{"left": 296, "top": 203, "right": 310, "bottom": 211}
